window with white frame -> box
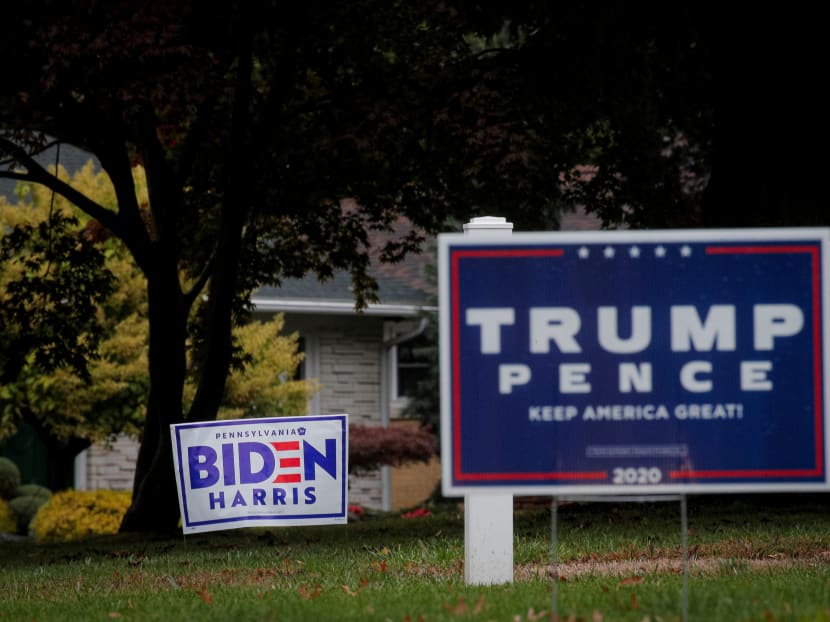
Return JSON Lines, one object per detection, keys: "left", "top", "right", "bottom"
{"left": 393, "top": 333, "right": 431, "bottom": 400}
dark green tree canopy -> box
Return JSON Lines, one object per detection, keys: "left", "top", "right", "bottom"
{"left": 1, "top": 1, "right": 825, "bottom": 531}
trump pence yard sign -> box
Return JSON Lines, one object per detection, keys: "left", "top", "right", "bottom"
{"left": 440, "top": 228, "right": 830, "bottom": 495}
{"left": 171, "top": 414, "right": 348, "bottom": 534}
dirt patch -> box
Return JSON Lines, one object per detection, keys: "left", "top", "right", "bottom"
{"left": 517, "top": 552, "right": 830, "bottom": 580}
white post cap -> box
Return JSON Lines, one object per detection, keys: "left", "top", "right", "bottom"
{"left": 463, "top": 216, "right": 513, "bottom": 235}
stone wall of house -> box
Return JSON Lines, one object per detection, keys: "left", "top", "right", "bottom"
{"left": 79, "top": 435, "right": 140, "bottom": 491}
{"left": 314, "top": 321, "right": 385, "bottom": 509}
{"left": 316, "top": 324, "right": 382, "bottom": 425}
{"left": 349, "top": 470, "right": 383, "bottom": 509}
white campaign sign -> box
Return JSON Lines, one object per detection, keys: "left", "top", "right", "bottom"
{"left": 171, "top": 414, "right": 348, "bottom": 534}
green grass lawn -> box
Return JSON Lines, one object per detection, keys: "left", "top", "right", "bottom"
{"left": 1, "top": 494, "right": 828, "bottom": 621}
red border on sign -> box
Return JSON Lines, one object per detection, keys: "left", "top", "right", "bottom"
{"left": 450, "top": 243, "right": 825, "bottom": 486}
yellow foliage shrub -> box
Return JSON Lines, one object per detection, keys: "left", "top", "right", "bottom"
{"left": 29, "top": 490, "right": 132, "bottom": 542}
{"left": 0, "top": 499, "right": 16, "bottom": 533}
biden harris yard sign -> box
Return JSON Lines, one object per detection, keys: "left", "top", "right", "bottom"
{"left": 440, "top": 228, "right": 830, "bottom": 495}
{"left": 171, "top": 414, "right": 348, "bottom": 534}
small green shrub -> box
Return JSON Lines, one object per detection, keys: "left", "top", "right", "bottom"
{"left": 0, "top": 457, "right": 21, "bottom": 499}
{"left": 29, "top": 490, "right": 132, "bottom": 542}
{"left": 14, "top": 484, "right": 52, "bottom": 501}
{"left": 9, "top": 495, "right": 49, "bottom": 534}
{"left": 0, "top": 498, "right": 16, "bottom": 533}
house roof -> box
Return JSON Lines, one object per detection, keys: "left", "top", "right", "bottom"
{"left": 0, "top": 142, "right": 99, "bottom": 202}
{"left": 559, "top": 205, "right": 603, "bottom": 231}
{"left": 252, "top": 208, "right": 602, "bottom": 317}
{"left": 252, "top": 265, "right": 435, "bottom": 317}
{"left": 252, "top": 217, "right": 437, "bottom": 317}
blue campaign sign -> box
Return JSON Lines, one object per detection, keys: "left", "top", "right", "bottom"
{"left": 439, "top": 228, "right": 830, "bottom": 495}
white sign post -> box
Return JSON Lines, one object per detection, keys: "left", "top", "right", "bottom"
{"left": 460, "top": 216, "right": 514, "bottom": 585}
{"left": 171, "top": 414, "right": 348, "bottom": 534}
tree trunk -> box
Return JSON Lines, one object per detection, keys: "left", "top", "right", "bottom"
{"left": 120, "top": 6, "right": 256, "bottom": 531}
{"left": 120, "top": 256, "right": 189, "bottom": 533}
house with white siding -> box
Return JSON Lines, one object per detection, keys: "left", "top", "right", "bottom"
{"left": 247, "top": 225, "right": 437, "bottom": 509}
{"left": 76, "top": 219, "right": 438, "bottom": 511}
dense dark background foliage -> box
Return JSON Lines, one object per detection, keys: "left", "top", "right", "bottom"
{"left": 1, "top": 1, "right": 826, "bottom": 530}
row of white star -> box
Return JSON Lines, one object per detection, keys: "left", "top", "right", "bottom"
{"left": 576, "top": 245, "right": 693, "bottom": 259}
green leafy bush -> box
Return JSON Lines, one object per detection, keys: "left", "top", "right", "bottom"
{"left": 9, "top": 495, "right": 48, "bottom": 534}
{"left": 0, "top": 457, "right": 21, "bottom": 498}
{"left": 0, "top": 498, "right": 16, "bottom": 533}
{"left": 30, "top": 490, "right": 132, "bottom": 542}
{"left": 14, "top": 484, "right": 52, "bottom": 501}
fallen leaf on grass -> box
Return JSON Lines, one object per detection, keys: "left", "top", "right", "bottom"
{"left": 108, "top": 613, "right": 122, "bottom": 619}
{"left": 342, "top": 584, "right": 359, "bottom": 596}
{"left": 128, "top": 554, "right": 145, "bottom": 568}
{"left": 617, "top": 575, "right": 644, "bottom": 587}
{"left": 473, "top": 595, "right": 486, "bottom": 614}
{"left": 341, "top": 579, "right": 369, "bottom": 597}
{"left": 443, "top": 595, "right": 467, "bottom": 614}
{"left": 298, "top": 584, "right": 322, "bottom": 600}
{"left": 442, "top": 594, "right": 486, "bottom": 615}
{"left": 253, "top": 568, "right": 277, "bottom": 583}
{"left": 629, "top": 593, "right": 639, "bottom": 610}
{"left": 197, "top": 587, "right": 213, "bottom": 604}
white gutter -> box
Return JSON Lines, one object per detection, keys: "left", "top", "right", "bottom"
{"left": 250, "top": 297, "right": 436, "bottom": 317}
{"left": 382, "top": 316, "right": 429, "bottom": 347}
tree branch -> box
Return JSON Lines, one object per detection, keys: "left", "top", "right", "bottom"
{"left": 0, "top": 136, "right": 121, "bottom": 234}
{"left": 0, "top": 134, "right": 155, "bottom": 272}
{"left": 182, "top": 248, "right": 216, "bottom": 307}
